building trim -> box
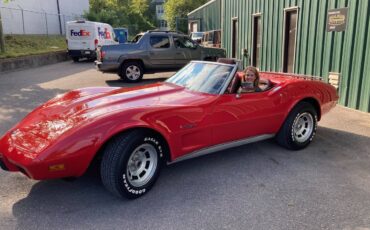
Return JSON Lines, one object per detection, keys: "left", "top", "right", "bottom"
{"left": 187, "top": 0, "right": 217, "bottom": 16}
{"left": 281, "top": 6, "right": 300, "bottom": 73}
{"left": 251, "top": 13, "right": 262, "bottom": 67}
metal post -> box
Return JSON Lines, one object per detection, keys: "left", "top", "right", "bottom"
{"left": 44, "top": 12, "right": 48, "bottom": 36}
{"left": 63, "top": 14, "right": 66, "bottom": 34}
{"left": 18, "top": 5, "right": 25, "bottom": 34}
{"left": 175, "top": 17, "right": 178, "bottom": 32}
{"left": 0, "top": 11, "right": 5, "bottom": 53}
{"left": 56, "top": 0, "right": 62, "bottom": 35}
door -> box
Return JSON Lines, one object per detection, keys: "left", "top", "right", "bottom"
{"left": 252, "top": 15, "right": 262, "bottom": 67}
{"left": 148, "top": 35, "right": 176, "bottom": 67}
{"left": 232, "top": 18, "right": 238, "bottom": 58}
{"left": 191, "top": 22, "right": 198, "bottom": 32}
{"left": 67, "top": 24, "right": 94, "bottom": 50}
{"left": 173, "top": 36, "right": 201, "bottom": 66}
{"left": 283, "top": 9, "right": 298, "bottom": 72}
{"left": 211, "top": 91, "right": 284, "bottom": 145}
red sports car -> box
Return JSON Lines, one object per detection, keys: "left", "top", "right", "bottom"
{"left": 0, "top": 60, "right": 338, "bottom": 199}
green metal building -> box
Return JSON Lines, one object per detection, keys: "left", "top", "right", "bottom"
{"left": 189, "top": 0, "right": 370, "bottom": 112}
{"left": 187, "top": 0, "right": 221, "bottom": 32}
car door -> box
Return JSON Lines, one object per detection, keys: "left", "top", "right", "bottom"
{"left": 173, "top": 36, "right": 202, "bottom": 67}
{"left": 211, "top": 89, "right": 285, "bottom": 145}
{"left": 148, "top": 35, "right": 177, "bottom": 68}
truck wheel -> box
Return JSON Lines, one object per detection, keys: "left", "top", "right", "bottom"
{"left": 100, "top": 130, "right": 164, "bottom": 199}
{"left": 276, "top": 102, "right": 317, "bottom": 150}
{"left": 72, "top": 57, "right": 79, "bottom": 62}
{"left": 119, "top": 62, "right": 144, "bottom": 83}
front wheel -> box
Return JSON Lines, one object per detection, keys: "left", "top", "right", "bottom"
{"left": 276, "top": 102, "right": 318, "bottom": 150}
{"left": 119, "top": 62, "right": 144, "bottom": 83}
{"left": 100, "top": 130, "right": 164, "bottom": 199}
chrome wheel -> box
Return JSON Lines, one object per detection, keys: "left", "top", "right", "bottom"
{"left": 292, "top": 112, "right": 314, "bottom": 143}
{"left": 125, "top": 65, "right": 141, "bottom": 80}
{"left": 126, "top": 144, "right": 158, "bottom": 187}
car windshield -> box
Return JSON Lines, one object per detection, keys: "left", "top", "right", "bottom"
{"left": 166, "top": 62, "right": 234, "bottom": 95}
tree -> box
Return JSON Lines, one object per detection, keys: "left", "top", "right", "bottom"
{"left": 164, "top": 0, "right": 208, "bottom": 32}
{"left": 84, "top": 0, "right": 156, "bottom": 35}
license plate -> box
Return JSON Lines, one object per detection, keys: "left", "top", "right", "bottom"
{"left": 84, "top": 51, "right": 91, "bottom": 54}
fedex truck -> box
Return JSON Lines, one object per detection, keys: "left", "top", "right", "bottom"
{"left": 66, "top": 20, "right": 118, "bottom": 62}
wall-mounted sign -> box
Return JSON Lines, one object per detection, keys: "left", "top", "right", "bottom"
{"left": 327, "top": 7, "right": 348, "bottom": 32}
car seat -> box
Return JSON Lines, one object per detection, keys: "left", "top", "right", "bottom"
{"left": 227, "top": 72, "right": 243, "bottom": 94}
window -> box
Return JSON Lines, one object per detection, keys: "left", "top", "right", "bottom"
{"left": 159, "top": 20, "right": 167, "bottom": 28}
{"left": 252, "top": 15, "right": 262, "bottom": 68}
{"left": 174, "top": 36, "right": 197, "bottom": 49}
{"left": 283, "top": 8, "right": 298, "bottom": 72}
{"left": 150, "top": 36, "right": 170, "bottom": 48}
{"left": 131, "top": 34, "right": 142, "bottom": 43}
{"left": 156, "top": 5, "right": 164, "bottom": 14}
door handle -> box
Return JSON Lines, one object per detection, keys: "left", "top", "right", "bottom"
{"left": 176, "top": 52, "right": 182, "bottom": 55}
{"left": 149, "top": 52, "right": 155, "bottom": 55}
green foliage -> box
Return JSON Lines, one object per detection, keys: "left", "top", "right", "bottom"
{"left": 0, "top": 35, "right": 67, "bottom": 59}
{"left": 164, "top": 0, "right": 208, "bottom": 32}
{"left": 83, "top": 0, "right": 156, "bottom": 35}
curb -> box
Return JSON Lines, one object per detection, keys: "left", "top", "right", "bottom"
{"left": 0, "top": 51, "right": 71, "bottom": 73}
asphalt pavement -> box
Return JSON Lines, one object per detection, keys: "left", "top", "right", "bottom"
{"left": 0, "top": 61, "right": 370, "bottom": 230}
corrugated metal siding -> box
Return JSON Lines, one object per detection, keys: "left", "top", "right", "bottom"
{"left": 188, "top": 0, "right": 221, "bottom": 31}
{"left": 221, "top": 0, "right": 370, "bottom": 112}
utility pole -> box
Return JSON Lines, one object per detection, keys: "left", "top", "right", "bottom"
{"left": 56, "top": 0, "right": 62, "bottom": 35}
{"left": 0, "top": 11, "right": 5, "bottom": 53}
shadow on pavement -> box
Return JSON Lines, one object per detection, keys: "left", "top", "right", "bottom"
{"left": 11, "top": 127, "right": 370, "bottom": 229}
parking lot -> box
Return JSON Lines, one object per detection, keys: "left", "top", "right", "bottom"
{"left": 0, "top": 61, "right": 370, "bottom": 230}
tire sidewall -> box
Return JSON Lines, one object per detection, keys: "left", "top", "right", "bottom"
{"left": 120, "top": 62, "right": 143, "bottom": 83}
{"left": 288, "top": 105, "right": 317, "bottom": 149}
{"left": 117, "top": 133, "right": 163, "bottom": 198}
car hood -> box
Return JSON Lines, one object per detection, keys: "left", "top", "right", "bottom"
{"left": 1, "top": 83, "right": 213, "bottom": 158}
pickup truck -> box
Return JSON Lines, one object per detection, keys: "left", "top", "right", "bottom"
{"left": 95, "top": 30, "right": 226, "bottom": 82}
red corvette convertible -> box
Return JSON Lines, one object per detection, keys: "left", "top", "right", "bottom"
{"left": 0, "top": 60, "right": 338, "bottom": 199}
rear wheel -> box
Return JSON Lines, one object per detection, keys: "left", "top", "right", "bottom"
{"left": 100, "top": 130, "right": 164, "bottom": 199}
{"left": 119, "top": 62, "right": 144, "bottom": 83}
{"left": 276, "top": 102, "right": 317, "bottom": 150}
{"left": 72, "top": 57, "right": 79, "bottom": 62}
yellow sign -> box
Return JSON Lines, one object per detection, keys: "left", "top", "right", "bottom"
{"left": 328, "top": 14, "right": 346, "bottom": 26}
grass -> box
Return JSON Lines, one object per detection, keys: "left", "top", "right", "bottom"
{"left": 0, "top": 35, "right": 67, "bottom": 59}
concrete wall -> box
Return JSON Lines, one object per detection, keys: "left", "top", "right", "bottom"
{"left": 0, "top": 0, "right": 89, "bottom": 35}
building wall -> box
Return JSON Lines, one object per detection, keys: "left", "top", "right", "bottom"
{"left": 188, "top": 0, "right": 221, "bottom": 32}
{"left": 0, "top": 0, "right": 89, "bottom": 35}
{"left": 221, "top": 0, "right": 370, "bottom": 112}
{"left": 153, "top": 0, "right": 168, "bottom": 30}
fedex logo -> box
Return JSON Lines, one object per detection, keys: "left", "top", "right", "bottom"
{"left": 70, "top": 29, "right": 90, "bottom": 36}
{"left": 97, "top": 27, "right": 111, "bottom": 39}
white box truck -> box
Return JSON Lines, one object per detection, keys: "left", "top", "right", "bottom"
{"left": 66, "top": 20, "right": 118, "bottom": 62}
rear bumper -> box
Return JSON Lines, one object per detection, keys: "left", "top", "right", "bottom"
{"left": 68, "top": 49, "right": 96, "bottom": 59}
{"left": 95, "top": 61, "right": 120, "bottom": 72}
